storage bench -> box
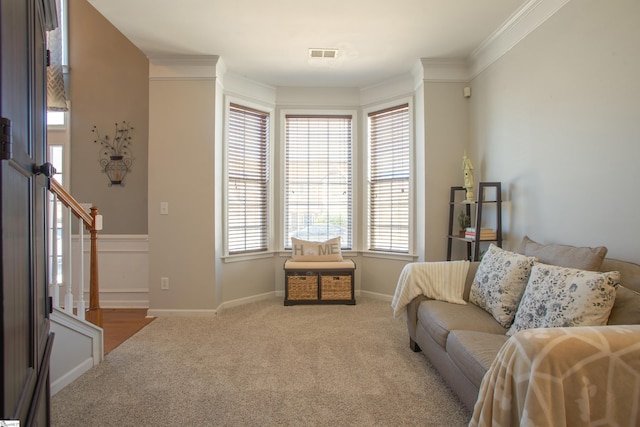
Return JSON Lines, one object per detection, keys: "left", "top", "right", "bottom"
{"left": 284, "top": 259, "right": 356, "bottom": 306}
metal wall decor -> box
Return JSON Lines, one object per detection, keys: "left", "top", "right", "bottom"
{"left": 92, "top": 121, "right": 134, "bottom": 186}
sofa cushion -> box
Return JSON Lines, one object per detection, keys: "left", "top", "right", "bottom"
{"left": 447, "top": 330, "right": 509, "bottom": 389}
{"left": 601, "top": 258, "right": 640, "bottom": 294}
{"left": 470, "top": 244, "right": 537, "bottom": 328}
{"left": 517, "top": 236, "right": 607, "bottom": 271}
{"left": 608, "top": 285, "right": 640, "bottom": 325}
{"left": 507, "top": 263, "right": 620, "bottom": 336}
{"left": 418, "top": 300, "right": 508, "bottom": 349}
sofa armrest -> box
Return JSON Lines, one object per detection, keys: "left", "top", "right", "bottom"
{"left": 463, "top": 262, "right": 480, "bottom": 301}
{"left": 471, "top": 325, "right": 640, "bottom": 426}
{"left": 404, "top": 261, "right": 479, "bottom": 352}
{"left": 405, "top": 295, "right": 428, "bottom": 347}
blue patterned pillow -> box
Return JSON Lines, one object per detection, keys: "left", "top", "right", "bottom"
{"left": 507, "top": 263, "right": 620, "bottom": 336}
{"left": 470, "top": 244, "right": 537, "bottom": 328}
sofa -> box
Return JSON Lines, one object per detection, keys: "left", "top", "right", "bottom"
{"left": 399, "top": 237, "right": 640, "bottom": 422}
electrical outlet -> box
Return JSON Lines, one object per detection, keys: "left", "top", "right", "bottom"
{"left": 160, "top": 277, "right": 169, "bottom": 290}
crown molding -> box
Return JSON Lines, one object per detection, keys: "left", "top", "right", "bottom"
{"left": 467, "top": 0, "right": 571, "bottom": 79}
{"left": 148, "top": 55, "right": 225, "bottom": 81}
{"left": 418, "top": 58, "right": 469, "bottom": 83}
{"left": 415, "top": 0, "right": 571, "bottom": 84}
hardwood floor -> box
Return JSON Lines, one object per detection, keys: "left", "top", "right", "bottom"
{"left": 102, "top": 309, "right": 155, "bottom": 355}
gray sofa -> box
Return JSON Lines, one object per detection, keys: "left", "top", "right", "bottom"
{"left": 404, "top": 239, "right": 640, "bottom": 411}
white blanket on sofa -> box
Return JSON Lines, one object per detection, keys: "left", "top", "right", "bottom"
{"left": 391, "top": 260, "right": 469, "bottom": 318}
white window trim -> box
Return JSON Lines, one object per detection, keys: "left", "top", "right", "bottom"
{"left": 362, "top": 97, "right": 416, "bottom": 257}
{"left": 221, "top": 95, "right": 275, "bottom": 261}
{"left": 279, "top": 108, "right": 358, "bottom": 251}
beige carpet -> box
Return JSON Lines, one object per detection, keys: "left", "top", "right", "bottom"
{"left": 51, "top": 297, "right": 471, "bottom": 426}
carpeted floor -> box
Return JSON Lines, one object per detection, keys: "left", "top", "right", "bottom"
{"left": 51, "top": 297, "right": 471, "bottom": 426}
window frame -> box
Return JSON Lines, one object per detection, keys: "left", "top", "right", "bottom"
{"left": 223, "top": 98, "right": 274, "bottom": 259}
{"left": 47, "top": 107, "right": 71, "bottom": 301}
{"left": 364, "top": 99, "right": 414, "bottom": 256}
{"left": 280, "top": 109, "right": 357, "bottom": 251}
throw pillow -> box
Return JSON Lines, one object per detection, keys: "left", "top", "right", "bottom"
{"left": 517, "top": 235, "right": 607, "bottom": 271}
{"left": 291, "top": 237, "right": 343, "bottom": 262}
{"left": 507, "top": 263, "right": 620, "bottom": 336}
{"left": 469, "top": 244, "right": 537, "bottom": 328}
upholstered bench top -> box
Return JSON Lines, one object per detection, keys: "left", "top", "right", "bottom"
{"left": 284, "top": 259, "right": 355, "bottom": 270}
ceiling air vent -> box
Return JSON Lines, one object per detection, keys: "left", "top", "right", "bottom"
{"left": 309, "top": 48, "right": 338, "bottom": 59}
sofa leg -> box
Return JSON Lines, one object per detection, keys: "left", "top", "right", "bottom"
{"left": 409, "top": 338, "right": 421, "bottom": 352}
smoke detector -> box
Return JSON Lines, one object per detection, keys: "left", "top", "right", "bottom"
{"left": 309, "top": 48, "right": 338, "bottom": 59}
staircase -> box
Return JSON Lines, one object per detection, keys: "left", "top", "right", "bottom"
{"left": 47, "top": 177, "right": 105, "bottom": 395}
{"left": 50, "top": 309, "right": 103, "bottom": 394}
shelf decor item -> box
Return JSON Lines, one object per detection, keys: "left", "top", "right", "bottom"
{"left": 92, "top": 121, "right": 134, "bottom": 186}
{"left": 458, "top": 211, "right": 471, "bottom": 236}
{"left": 462, "top": 151, "right": 475, "bottom": 202}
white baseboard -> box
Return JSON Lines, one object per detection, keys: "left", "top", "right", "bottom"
{"left": 51, "top": 358, "right": 93, "bottom": 396}
{"left": 84, "top": 288, "right": 149, "bottom": 308}
{"left": 217, "top": 291, "right": 277, "bottom": 312}
{"left": 146, "top": 308, "right": 217, "bottom": 317}
{"left": 359, "top": 290, "right": 393, "bottom": 302}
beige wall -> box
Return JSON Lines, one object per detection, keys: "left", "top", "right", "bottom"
{"left": 71, "top": 0, "right": 640, "bottom": 310}
{"left": 423, "top": 81, "right": 469, "bottom": 262}
{"left": 68, "top": 0, "right": 148, "bottom": 234}
{"left": 468, "top": 0, "right": 640, "bottom": 263}
{"left": 147, "top": 62, "right": 218, "bottom": 313}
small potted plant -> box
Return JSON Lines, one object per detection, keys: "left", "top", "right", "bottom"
{"left": 457, "top": 211, "right": 471, "bottom": 237}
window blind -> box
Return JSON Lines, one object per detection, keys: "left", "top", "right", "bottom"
{"left": 285, "top": 115, "right": 352, "bottom": 249}
{"left": 368, "top": 104, "right": 410, "bottom": 253}
{"left": 46, "top": 0, "right": 68, "bottom": 111}
{"left": 227, "top": 103, "right": 269, "bottom": 254}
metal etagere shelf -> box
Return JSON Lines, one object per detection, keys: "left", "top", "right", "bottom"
{"left": 446, "top": 182, "right": 502, "bottom": 261}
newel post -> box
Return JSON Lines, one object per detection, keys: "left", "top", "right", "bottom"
{"left": 86, "top": 206, "right": 103, "bottom": 327}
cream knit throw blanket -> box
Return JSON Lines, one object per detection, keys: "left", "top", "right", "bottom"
{"left": 391, "top": 260, "right": 469, "bottom": 318}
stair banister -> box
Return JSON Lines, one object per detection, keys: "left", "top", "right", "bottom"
{"left": 87, "top": 206, "right": 102, "bottom": 327}
{"left": 49, "top": 178, "right": 103, "bottom": 327}
{"left": 49, "top": 192, "right": 60, "bottom": 308}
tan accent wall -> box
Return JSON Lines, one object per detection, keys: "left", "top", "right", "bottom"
{"left": 68, "top": 0, "right": 148, "bottom": 234}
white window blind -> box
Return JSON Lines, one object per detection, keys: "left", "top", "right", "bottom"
{"left": 227, "top": 103, "right": 269, "bottom": 254}
{"left": 285, "top": 115, "right": 352, "bottom": 249}
{"left": 368, "top": 104, "right": 410, "bottom": 253}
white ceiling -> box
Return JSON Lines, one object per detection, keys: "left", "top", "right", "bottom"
{"left": 87, "top": 0, "right": 529, "bottom": 88}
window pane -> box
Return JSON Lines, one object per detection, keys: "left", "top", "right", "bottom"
{"left": 285, "top": 115, "right": 352, "bottom": 249}
{"left": 227, "top": 103, "right": 269, "bottom": 254}
{"left": 50, "top": 145, "right": 63, "bottom": 184}
{"left": 47, "top": 111, "right": 65, "bottom": 125}
{"left": 368, "top": 104, "right": 410, "bottom": 253}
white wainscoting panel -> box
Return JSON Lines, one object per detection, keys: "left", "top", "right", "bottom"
{"left": 72, "top": 234, "right": 149, "bottom": 308}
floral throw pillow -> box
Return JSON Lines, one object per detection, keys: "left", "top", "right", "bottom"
{"left": 470, "top": 244, "right": 537, "bottom": 328}
{"left": 507, "top": 263, "right": 620, "bottom": 336}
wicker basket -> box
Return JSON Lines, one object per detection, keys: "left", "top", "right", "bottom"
{"left": 287, "top": 274, "right": 318, "bottom": 300}
{"left": 320, "top": 274, "right": 352, "bottom": 300}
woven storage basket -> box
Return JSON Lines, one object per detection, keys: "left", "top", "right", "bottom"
{"left": 287, "top": 274, "right": 318, "bottom": 300}
{"left": 320, "top": 274, "right": 352, "bottom": 300}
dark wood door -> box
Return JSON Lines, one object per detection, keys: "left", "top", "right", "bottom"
{"left": 1, "top": 0, "right": 55, "bottom": 425}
